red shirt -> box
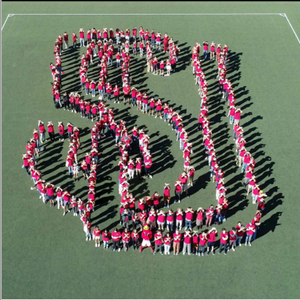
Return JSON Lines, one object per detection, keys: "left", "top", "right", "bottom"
{"left": 207, "top": 232, "right": 217, "bottom": 242}
{"left": 173, "top": 233, "right": 181, "bottom": 243}
{"left": 111, "top": 231, "right": 121, "bottom": 241}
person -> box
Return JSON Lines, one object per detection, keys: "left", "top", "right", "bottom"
{"left": 58, "top": 122, "right": 65, "bottom": 142}
{"left": 176, "top": 208, "right": 184, "bottom": 230}
{"left": 207, "top": 227, "right": 218, "bottom": 255}
{"left": 182, "top": 229, "right": 192, "bottom": 255}
{"left": 63, "top": 31, "right": 69, "bottom": 50}
{"left": 173, "top": 229, "right": 181, "bottom": 255}
{"left": 192, "top": 231, "right": 199, "bottom": 255}
{"left": 46, "top": 183, "right": 55, "bottom": 207}
{"left": 79, "top": 28, "right": 85, "bottom": 47}
{"left": 163, "top": 183, "right": 171, "bottom": 207}
{"left": 210, "top": 41, "right": 216, "bottom": 60}
{"left": 111, "top": 228, "right": 122, "bottom": 252}
{"left": 219, "top": 228, "right": 228, "bottom": 255}
{"left": 140, "top": 224, "right": 154, "bottom": 253}
{"left": 72, "top": 163, "right": 79, "bottom": 181}
{"left": 62, "top": 190, "right": 71, "bottom": 216}
{"left": 252, "top": 213, "right": 262, "bottom": 241}
{"left": 245, "top": 222, "right": 256, "bottom": 246}
{"left": 102, "top": 229, "right": 111, "bottom": 249}
{"left": 38, "top": 120, "right": 46, "bottom": 144}
{"left": 166, "top": 209, "right": 174, "bottom": 232}
{"left": 179, "top": 172, "right": 189, "bottom": 198}
{"left": 185, "top": 207, "right": 194, "bottom": 230}
{"left": 131, "top": 228, "right": 139, "bottom": 250}
{"left": 72, "top": 32, "right": 78, "bottom": 48}
{"left": 203, "top": 41, "right": 209, "bottom": 60}
{"left": 122, "top": 228, "right": 131, "bottom": 251}
{"left": 93, "top": 226, "right": 101, "bottom": 247}
{"left": 206, "top": 205, "right": 214, "bottom": 227}
{"left": 153, "top": 230, "right": 164, "bottom": 255}
{"left": 84, "top": 219, "right": 92, "bottom": 241}
{"left": 55, "top": 187, "right": 63, "bottom": 209}
{"left": 229, "top": 227, "right": 237, "bottom": 251}
{"left": 174, "top": 180, "right": 182, "bottom": 203}
{"left": 157, "top": 209, "right": 166, "bottom": 231}
{"left": 236, "top": 221, "right": 245, "bottom": 246}
{"left": 70, "top": 196, "right": 78, "bottom": 216}
{"left": 148, "top": 207, "right": 157, "bottom": 230}
{"left": 164, "top": 232, "right": 172, "bottom": 255}
{"left": 196, "top": 207, "right": 204, "bottom": 230}
{"left": 198, "top": 231, "right": 207, "bottom": 256}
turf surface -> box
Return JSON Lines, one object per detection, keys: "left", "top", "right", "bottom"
{"left": 2, "top": 2, "right": 300, "bottom": 299}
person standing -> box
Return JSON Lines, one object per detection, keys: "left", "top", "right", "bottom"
{"left": 219, "top": 228, "right": 229, "bottom": 255}
{"left": 198, "top": 231, "right": 207, "bottom": 256}
{"left": 38, "top": 120, "right": 46, "bottom": 144}
{"left": 111, "top": 228, "right": 122, "bottom": 252}
{"left": 140, "top": 224, "right": 154, "bottom": 253}
{"left": 245, "top": 222, "right": 256, "bottom": 246}
{"left": 173, "top": 229, "right": 181, "bottom": 255}
{"left": 122, "top": 228, "right": 131, "bottom": 251}
{"left": 164, "top": 232, "right": 172, "bottom": 255}
{"left": 79, "top": 28, "right": 85, "bottom": 47}
{"left": 176, "top": 208, "right": 184, "bottom": 230}
{"left": 102, "top": 229, "right": 111, "bottom": 249}
{"left": 229, "top": 227, "right": 237, "bottom": 251}
{"left": 185, "top": 207, "right": 194, "bottom": 230}
{"left": 63, "top": 32, "right": 69, "bottom": 50}
{"left": 153, "top": 230, "right": 164, "bottom": 255}
{"left": 236, "top": 221, "right": 245, "bottom": 246}
{"left": 93, "top": 226, "right": 101, "bottom": 247}
{"left": 207, "top": 227, "right": 218, "bottom": 255}
{"left": 182, "top": 229, "right": 192, "bottom": 255}
{"left": 131, "top": 229, "right": 139, "bottom": 250}
{"left": 192, "top": 231, "right": 199, "bottom": 255}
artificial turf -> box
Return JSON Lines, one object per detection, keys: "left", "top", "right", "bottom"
{"left": 2, "top": 2, "right": 300, "bottom": 299}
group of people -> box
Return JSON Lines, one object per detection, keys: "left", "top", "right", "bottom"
{"left": 194, "top": 41, "right": 267, "bottom": 247}
{"left": 29, "top": 31, "right": 268, "bottom": 254}
{"left": 51, "top": 26, "right": 182, "bottom": 109}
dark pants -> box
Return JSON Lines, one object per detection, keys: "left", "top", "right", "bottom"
{"left": 154, "top": 244, "right": 163, "bottom": 254}
{"left": 64, "top": 101, "right": 70, "bottom": 109}
{"left": 175, "top": 191, "right": 181, "bottom": 201}
{"left": 112, "top": 240, "right": 120, "bottom": 250}
{"left": 48, "top": 132, "right": 55, "bottom": 142}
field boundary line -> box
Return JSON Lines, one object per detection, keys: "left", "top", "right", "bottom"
{"left": 1, "top": 14, "right": 11, "bottom": 31}
{"left": 283, "top": 13, "right": 300, "bottom": 45}
{"left": 2, "top": 13, "right": 300, "bottom": 46}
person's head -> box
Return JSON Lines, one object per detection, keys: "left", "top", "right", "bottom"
{"left": 114, "top": 228, "right": 118, "bottom": 232}
{"left": 222, "top": 228, "right": 226, "bottom": 233}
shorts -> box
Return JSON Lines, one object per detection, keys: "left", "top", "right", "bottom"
{"left": 153, "top": 65, "right": 158, "bottom": 70}
{"left": 156, "top": 41, "right": 161, "bottom": 45}
{"left": 207, "top": 241, "right": 215, "bottom": 247}
{"left": 156, "top": 108, "right": 161, "bottom": 112}
{"left": 64, "top": 201, "right": 70, "bottom": 206}
{"left": 166, "top": 65, "right": 171, "bottom": 71}
{"left": 182, "top": 184, "right": 188, "bottom": 191}
{"left": 142, "top": 239, "right": 151, "bottom": 247}
{"left": 157, "top": 221, "right": 165, "bottom": 226}
{"left": 48, "top": 195, "right": 54, "bottom": 200}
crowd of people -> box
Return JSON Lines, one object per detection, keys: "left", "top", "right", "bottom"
{"left": 25, "top": 31, "right": 268, "bottom": 255}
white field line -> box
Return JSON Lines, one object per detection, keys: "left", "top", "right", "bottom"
{"left": 2, "top": 13, "right": 299, "bottom": 46}
{"left": 283, "top": 13, "right": 300, "bottom": 45}
{"left": 1, "top": 14, "right": 11, "bottom": 31}
{"left": 10, "top": 13, "right": 281, "bottom": 16}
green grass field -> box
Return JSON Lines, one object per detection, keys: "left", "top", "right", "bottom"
{"left": 2, "top": 2, "right": 300, "bottom": 299}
